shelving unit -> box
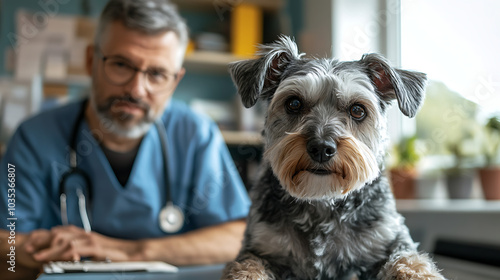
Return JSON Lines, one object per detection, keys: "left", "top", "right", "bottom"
{"left": 172, "top": 0, "right": 284, "bottom": 73}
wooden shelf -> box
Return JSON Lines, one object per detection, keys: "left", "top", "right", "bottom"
{"left": 44, "top": 75, "right": 90, "bottom": 87}
{"left": 221, "top": 130, "right": 263, "bottom": 146}
{"left": 171, "top": 0, "right": 284, "bottom": 11}
{"left": 183, "top": 51, "right": 249, "bottom": 73}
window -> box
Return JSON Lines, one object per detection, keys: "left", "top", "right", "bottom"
{"left": 400, "top": 0, "right": 500, "bottom": 166}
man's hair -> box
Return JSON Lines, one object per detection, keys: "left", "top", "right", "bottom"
{"left": 95, "top": 0, "right": 189, "bottom": 67}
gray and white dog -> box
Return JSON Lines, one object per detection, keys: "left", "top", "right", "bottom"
{"left": 222, "top": 36, "right": 445, "bottom": 280}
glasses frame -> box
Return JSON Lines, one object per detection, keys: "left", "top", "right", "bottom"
{"left": 95, "top": 47, "right": 179, "bottom": 95}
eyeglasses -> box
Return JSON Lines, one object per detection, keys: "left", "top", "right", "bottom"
{"left": 96, "top": 48, "right": 178, "bottom": 94}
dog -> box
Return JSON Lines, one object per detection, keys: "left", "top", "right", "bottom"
{"left": 221, "top": 36, "right": 445, "bottom": 280}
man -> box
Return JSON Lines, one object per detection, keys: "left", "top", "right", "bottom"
{"left": 0, "top": 0, "right": 250, "bottom": 278}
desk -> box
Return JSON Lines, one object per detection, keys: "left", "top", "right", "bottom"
{"left": 37, "top": 263, "right": 225, "bottom": 280}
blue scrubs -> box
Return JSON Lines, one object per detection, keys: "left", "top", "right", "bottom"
{"left": 0, "top": 99, "right": 250, "bottom": 239}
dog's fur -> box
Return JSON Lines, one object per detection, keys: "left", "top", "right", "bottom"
{"left": 221, "top": 36, "right": 445, "bottom": 280}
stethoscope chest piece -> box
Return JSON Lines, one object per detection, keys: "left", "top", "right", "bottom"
{"left": 159, "top": 202, "right": 184, "bottom": 233}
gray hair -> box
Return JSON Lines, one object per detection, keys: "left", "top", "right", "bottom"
{"left": 95, "top": 0, "right": 189, "bottom": 68}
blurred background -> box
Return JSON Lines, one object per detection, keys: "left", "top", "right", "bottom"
{"left": 0, "top": 0, "right": 499, "bottom": 278}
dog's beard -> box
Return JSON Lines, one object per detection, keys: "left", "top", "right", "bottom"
{"left": 92, "top": 95, "right": 156, "bottom": 139}
{"left": 264, "top": 133, "right": 379, "bottom": 200}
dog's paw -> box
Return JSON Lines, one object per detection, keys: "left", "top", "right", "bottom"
{"left": 221, "top": 258, "right": 274, "bottom": 280}
{"left": 379, "top": 252, "right": 446, "bottom": 280}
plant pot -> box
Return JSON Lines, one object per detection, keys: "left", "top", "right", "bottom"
{"left": 479, "top": 167, "right": 500, "bottom": 200}
{"left": 390, "top": 168, "right": 417, "bottom": 199}
{"left": 445, "top": 171, "right": 475, "bottom": 199}
{"left": 416, "top": 174, "right": 441, "bottom": 199}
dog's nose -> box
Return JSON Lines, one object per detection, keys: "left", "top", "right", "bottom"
{"left": 306, "top": 140, "right": 337, "bottom": 163}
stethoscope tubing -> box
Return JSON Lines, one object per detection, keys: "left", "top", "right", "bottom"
{"left": 58, "top": 99, "right": 183, "bottom": 233}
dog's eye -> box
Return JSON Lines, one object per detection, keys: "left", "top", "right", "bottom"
{"left": 285, "top": 97, "right": 303, "bottom": 114}
{"left": 349, "top": 104, "right": 367, "bottom": 121}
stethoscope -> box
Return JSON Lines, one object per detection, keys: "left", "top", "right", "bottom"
{"left": 59, "top": 99, "right": 184, "bottom": 233}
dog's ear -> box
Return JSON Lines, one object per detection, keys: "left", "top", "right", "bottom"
{"left": 228, "top": 36, "right": 303, "bottom": 108}
{"left": 360, "top": 53, "right": 427, "bottom": 118}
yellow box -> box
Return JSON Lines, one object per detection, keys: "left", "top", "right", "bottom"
{"left": 231, "top": 4, "right": 263, "bottom": 57}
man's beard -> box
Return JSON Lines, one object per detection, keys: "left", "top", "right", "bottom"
{"left": 91, "top": 94, "right": 156, "bottom": 139}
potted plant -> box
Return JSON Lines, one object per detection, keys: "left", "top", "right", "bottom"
{"left": 389, "top": 136, "right": 420, "bottom": 199}
{"left": 479, "top": 116, "right": 500, "bottom": 200}
{"left": 444, "top": 122, "right": 482, "bottom": 199}
{"left": 416, "top": 169, "right": 442, "bottom": 200}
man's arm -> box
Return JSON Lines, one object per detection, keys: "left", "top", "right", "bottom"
{"left": 139, "top": 219, "right": 246, "bottom": 265}
{"left": 30, "top": 219, "right": 247, "bottom": 266}
{"left": 0, "top": 229, "right": 49, "bottom": 280}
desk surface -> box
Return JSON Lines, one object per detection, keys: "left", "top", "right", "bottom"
{"left": 37, "top": 263, "right": 225, "bottom": 280}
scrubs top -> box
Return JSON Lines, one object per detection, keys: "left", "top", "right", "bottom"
{"left": 0, "top": 99, "right": 250, "bottom": 239}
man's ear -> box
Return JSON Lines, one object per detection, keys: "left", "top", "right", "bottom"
{"left": 175, "top": 67, "right": 186, "bottom": 83}
{"left": 171, "top": 67, "right": 185, "bottom": 93}
{"left": 360, "top": 53, "right": 427, "bottom": 118}
{"left": 85, "top": 44, "right": 95, "bottom": 76}
{"left": 228, "top": 36, "right": 303, "bottom": 108}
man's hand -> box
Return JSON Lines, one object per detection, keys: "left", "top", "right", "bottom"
{"left": 16, "top": 229, "right": 52, "bottom": 269}
{"left": 0, "top": 229, "right": 50, "bottom": 279}
{"left": 30, "top": 225, "right": 140, "bottom": 263}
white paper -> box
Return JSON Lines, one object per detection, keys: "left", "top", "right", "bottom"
{"left": 43, "top": 261, "right": 178, "bottom": 274}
